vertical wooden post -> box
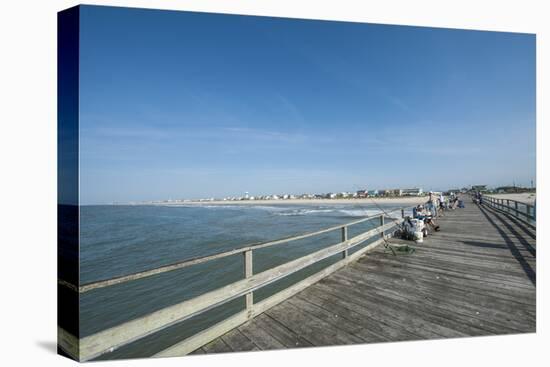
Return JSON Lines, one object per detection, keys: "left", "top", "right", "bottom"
{"left": 401, "top": 209, "right": 405, "bottom": 218}
{"left": 243, "top": 250, "right": 253, "bottom": 316}
{"left": 341, "top": 226, "right": 348, "bottom": 259}
{"left": 380, "top": 215, "right": 385, "bottom": 239}
{"left": 506, "top": 199, "right": 510, "bottom": 213}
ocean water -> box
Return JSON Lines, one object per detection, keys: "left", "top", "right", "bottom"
{"left": 79, "top": 203, "right": 407, "bottom": 359}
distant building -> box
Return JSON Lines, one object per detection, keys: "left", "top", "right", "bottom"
{"left": 401, "top": 188, "right": 423, "bottom": 196}
{"left": 495, "top": 186, "right": 518, "bottom": 193}
{"left": 367, "top": 189, "right": 379, "bottom": 197}
{"left": 471, "top": 185, "right": 488, "bottom": 192}
{"left": 356, "top": 190, "right": 367, "bottom": 198}
{"left": 382, "top": 189, "right": 402, "bottom": 196}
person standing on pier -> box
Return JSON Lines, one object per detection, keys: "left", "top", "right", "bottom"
{"left": 428, "top": 191, "right": 438, "bottom": 217}
{"left": 439, "top": 192, "right": 446, "bottom": 213}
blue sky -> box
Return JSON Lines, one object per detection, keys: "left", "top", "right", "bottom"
{"left": 79, "top": 5, "right": 536, "bottom": 204}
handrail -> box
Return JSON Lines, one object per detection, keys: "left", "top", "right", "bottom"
{"left": 59, "top": 206, "right": 407, "bottom": 293}
{"left": 58, "top": 205, "right": 410, "bottom": 361}
{"left": 481, "top": 194, "right": 536, "bottom": 228}
{"left": 482, "top": 194, "right": 534, "bottom": 208}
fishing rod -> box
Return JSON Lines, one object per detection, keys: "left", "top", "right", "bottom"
{"left": 366, "top": 197, "right": 413, "bottom": 256}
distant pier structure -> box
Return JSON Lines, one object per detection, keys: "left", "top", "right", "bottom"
{"left": 58, "top": 195, "right": 536, "bottom": 361}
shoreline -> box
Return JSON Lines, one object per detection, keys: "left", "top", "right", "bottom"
{"left": 150, "top": 196, "right": 429, "bottom": 207}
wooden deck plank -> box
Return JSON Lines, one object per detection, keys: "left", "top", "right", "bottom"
{"left": 198, "top": 199, "right": 536, "bottom": 355}
{"left": 237, "top": 319, "right": 286, "bottom": 350}
{"left": 353, "top": 260, "right": 536, "bottom": 308}
{"left": 316, "top": 277, "right": 468, "bottom": 339}
{"left": 330, "top": 272, "right": 495, "bottom": 337}
{"left": 298, "top": 286, "right": 419, "bottom": 342}
{"left": 333, "top": 268, "right": 533, "bottom": 333}
{"left": 201, "top": 338, "right": 232, "bottom": 354}
{"left": 221, "top": 329, "right": 260, "bottom": 352}
{"left": 265, "top": 301, "right": 364, "bottom": 346}
{"left": 285, "top": 295, "right": 384, "bottom": 343}
{"left": 250, "top": 313, "right": 313, "bottom": 349}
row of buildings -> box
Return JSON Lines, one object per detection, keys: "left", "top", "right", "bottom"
{"left": 190, "top": 185, "right": 533, "bottom": 202}
{"left": 154, "top": 185, "right": 534, "bottom": 204}
{"left": 219, "top": 188, "right": 425, "bottom": 201}
{"left": 468, "top": 185, "right": 536, "bottom": 194}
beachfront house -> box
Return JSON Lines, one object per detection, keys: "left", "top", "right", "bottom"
{"left": 367, "top": 189, "right": 379, "bottom": 197}
{"left": 401, "top": 188, "right": 423, "bottom": 196}
{"left": 381, "top": 189, "right": 402, "bottom": 197}
{"left": 356, "top": 190, "right": 367, "bottom": 198}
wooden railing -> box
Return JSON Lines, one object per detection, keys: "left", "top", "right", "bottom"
{"left": 482, "top": 195, "right": 536, "bottom": 228}
{"left": 58, "top": 208, "right": 407, "bottom": 361}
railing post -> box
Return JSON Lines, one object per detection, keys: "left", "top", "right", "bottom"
{"left": 401, "top": 209, "right": 405, "bottom": 218}
{"left": 506, "top": 199, "right": 510, "bottom": 213}
{"left": 380, "top": 215, "right": 385, "bottom": 239}
{"left": 341, "top": 226, "right": 348, "bottom": 259}
{"left": 243, "top": 250, "right": 253, "bottom": 316}
{"left": 515, "top": 201, "right": 518, "bottom": 214}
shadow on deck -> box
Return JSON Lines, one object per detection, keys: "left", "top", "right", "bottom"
{"left": 194, "top": 200, "right": 536, "bottom": 354}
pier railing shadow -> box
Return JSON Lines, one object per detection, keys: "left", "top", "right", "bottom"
{"left": 58, "top": 206, "right": 409, "bottom": 361}
{"left": 482, "top": 195, "right": 536, "bottom": 229}
{"left": 482, "top": 204, "right": 536, "bottom": 256}
{"left": 483, "top": 202, "right": 536, "bottom": 241}
{"left": 477, "top": 204, "right": 536, "bottom": 287}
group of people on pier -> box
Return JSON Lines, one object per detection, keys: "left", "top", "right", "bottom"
{"left": 410, "top": 191, "right": 462, "bottom": 235}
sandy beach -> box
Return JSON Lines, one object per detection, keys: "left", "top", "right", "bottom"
{"left": 487, "top": 192, "right": 536, "bottom": 204}
{"left": 158, "top": 196, "right": 430, "bottom": 207}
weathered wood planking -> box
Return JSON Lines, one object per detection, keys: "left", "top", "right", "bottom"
{"left": 200, "top": 199, "right": 536, "bottom": 354}
{"left": 154, "top": 235, "right": 391, "bottom": 357}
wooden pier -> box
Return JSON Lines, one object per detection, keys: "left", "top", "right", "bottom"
{"left": 193, "top": 198, "right": 536, "bottom": 354}
{"left": 58, "top": 196, "right": 536, "bottom": 360}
